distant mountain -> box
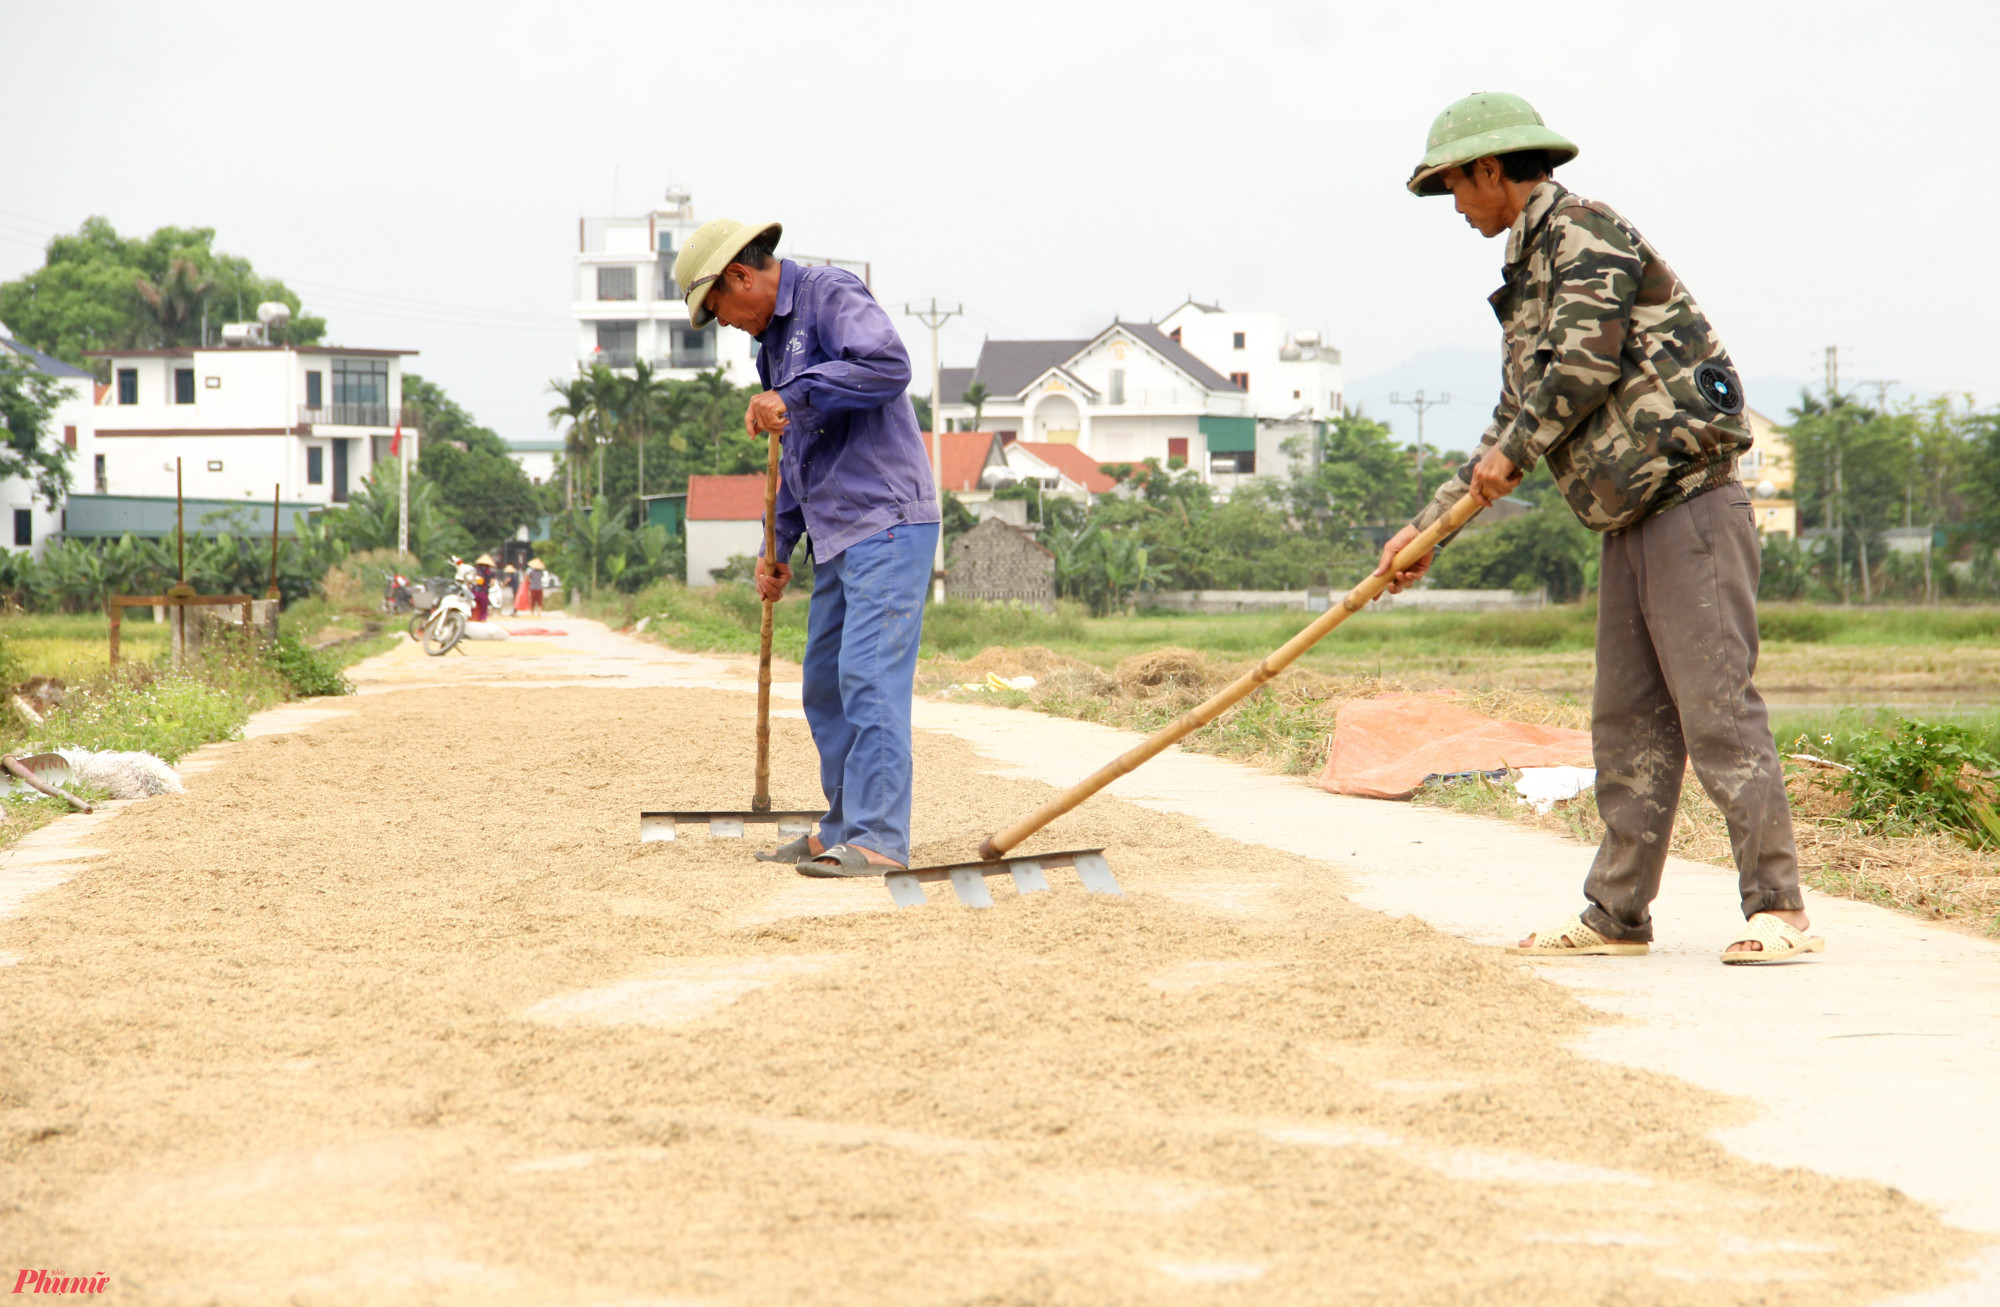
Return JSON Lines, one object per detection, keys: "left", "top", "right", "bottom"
{"left": 1343, "top": 346, "right": 1499, "bottom": 457}
{"left": 1349, "top": 347, "right": 1821, "bottom": 445}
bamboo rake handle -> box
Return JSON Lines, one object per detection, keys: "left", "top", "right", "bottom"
{"left": 977, "top": 491, "right": 1490, "bottom": 859}
{"left": 752, "top": 428, "right": 783, "bottom": 814}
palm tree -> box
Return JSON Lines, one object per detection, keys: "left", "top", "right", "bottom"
{"left": 583, "top": 364, "right": 627, "bottom": 501}
{"left": 622, "top": 360, "right": 674, "bottom": 515}
{"left": 134, "top": 258, "right": 213, "bottom": 347}
{"left": 963, "top": 380, "right": 989, "bottom": 432}
{"left": 546, "top": 376, "right": 593, "bottom": 510}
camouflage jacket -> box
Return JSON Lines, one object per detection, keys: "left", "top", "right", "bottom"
{"left": 1415, "top": 181, "right": 1750, "bottom": 536}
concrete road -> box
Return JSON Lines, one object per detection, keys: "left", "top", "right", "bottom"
{"left": 6, "top": 615, "right": 1993, "bottom": 1302}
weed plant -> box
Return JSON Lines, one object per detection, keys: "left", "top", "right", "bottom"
{"left": 1836, "top": 719, "right": 2000, "bottom": 848}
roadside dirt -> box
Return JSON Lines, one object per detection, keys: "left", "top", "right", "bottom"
{"left": 0, "top": 686, "right": 1974, "bottom": 1305}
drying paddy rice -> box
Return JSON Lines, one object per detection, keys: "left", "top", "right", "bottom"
{"left": 0, "top": 684, "right": 1975, "bottom": 1303}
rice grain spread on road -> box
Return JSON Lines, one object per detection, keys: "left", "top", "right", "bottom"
{"left": 0, "top": 664, "right": 1977, "bottom": 1303}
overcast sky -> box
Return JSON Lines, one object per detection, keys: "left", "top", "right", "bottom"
{"left": 4, "top": 0, "right": 1995, "bottom": 447}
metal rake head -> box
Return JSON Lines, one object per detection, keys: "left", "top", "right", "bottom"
{"left": 640, "top": 810, "right": 822, "bottom": 842}
{"left": 883, "top": 848, "right": 1119, "bottom": 908}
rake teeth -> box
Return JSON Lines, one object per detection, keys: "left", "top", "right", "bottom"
{"left": 640, "top": 810, "right": 822, "bottom": 843}
{"left": 882, "top": 849, "right": 1118, "bottom": 909}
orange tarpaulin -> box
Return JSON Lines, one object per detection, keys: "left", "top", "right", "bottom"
{"left": 1318, "top": 693, "right": 1593, "bottom": 800}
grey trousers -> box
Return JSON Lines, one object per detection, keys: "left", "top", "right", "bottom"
{"left": 1582, "top": 483, "right": 1804, "bottom": 942}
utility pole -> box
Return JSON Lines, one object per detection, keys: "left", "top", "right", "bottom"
{"left": 903, "top": 298, "right": 961, "bottom": 601}
{"left": 1389, "top": 390, "right": 1450, "bottom": 503}
{"left": 397, "top": 423, "right": 410, "bottom": 561}
{"left": 1824, "top": 345, "right": 1840, "bottom": 402}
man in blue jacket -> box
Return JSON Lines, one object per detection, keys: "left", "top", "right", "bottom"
{"left": 675, "top": 218, "right": 940, "bottom": 876}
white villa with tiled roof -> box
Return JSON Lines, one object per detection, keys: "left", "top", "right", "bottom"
{"left": 933, "top": 300, "right": 1341, "bottom": 491}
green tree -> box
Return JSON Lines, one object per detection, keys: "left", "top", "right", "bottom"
{"left": 1428, "top": 507, "right": 1594, "bottom": 601}
{"left": 566, "top": 369, "right": 766, "bottom": 518}
{"left": 0, "top": 356, "right": 74, "bottom": 508}
{"left": 330, "top": 470, "right": 472, "bottom": 571}
{"left": 1786, "top": 394, "right": 1915, "bottom": 601}
{"left": 550, "top": 494, "right": 669, "bottom": 596}
{"left": 0, "top": 217, "right": 325, "bottom": 366}
{"left": 963, "top": 380, "right": 989, "bottom": 431}
{"left": 1283, "top": 413, "right": 1417, "bottom": 547}
{"left": 402, "top": 373, "right": 540, "bottom": 547}
{"left": 546, "top": 375, "right": 594, "bottom": 510}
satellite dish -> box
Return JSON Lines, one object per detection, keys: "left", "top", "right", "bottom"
{"left": 256, "top": 302, "right": 292, "bottom": 327}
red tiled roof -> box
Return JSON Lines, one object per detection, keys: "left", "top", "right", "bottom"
{"left": 687, "top": 474, "right": 769, "bottom": 521}
{"left": 919, "top": 431, "right": 1000, "bottom": 493}
{"left": 1014, "top": 442, "right": 1118, "bottom": 494}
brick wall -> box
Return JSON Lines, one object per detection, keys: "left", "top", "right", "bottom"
{"left": 944, "top": 519, "right": 1055, "bottom": 612}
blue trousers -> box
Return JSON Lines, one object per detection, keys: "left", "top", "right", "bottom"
{"left": 802, "top": 522, "right": 936, "bottom": 865}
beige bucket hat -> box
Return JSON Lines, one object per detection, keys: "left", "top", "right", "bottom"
{"left": 673, "top": 218, "right": 783, "bottom": 328}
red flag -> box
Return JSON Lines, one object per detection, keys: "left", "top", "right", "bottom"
{"left": 390, "top": 422, "right": 402, "bottom": 457}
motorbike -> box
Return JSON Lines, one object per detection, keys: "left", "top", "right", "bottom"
{"left": 407, "top": 560, "right": 476, "bottom": 656}
{"left": 381, "top": 570, "right": 416, "bottom": 614}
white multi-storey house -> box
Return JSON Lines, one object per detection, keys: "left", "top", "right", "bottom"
{"left": 933, "top": 300, "right": 1341, "bottom": 492}
{"left": 79, "top": 336, "right": 416, "bottom": 513}
{"left": 573, "top": 188, "right": 753, "bottom": 384}
{"left": 572, "top": 187, "right": 872, "bottom": 387}
{"left": 1, "top": 331, "right": 95, "bottom": 556}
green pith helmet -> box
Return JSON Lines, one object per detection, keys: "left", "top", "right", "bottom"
{"left": 1407, "top": 92, "right": 1578, "bottom": 196}
{"left": 673, "top": 218, "right": 783, "bottom": 328}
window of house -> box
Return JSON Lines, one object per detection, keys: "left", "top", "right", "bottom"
{"left": 306, "top": 371, "right": 323, "bottom": 409}
{"left": 93, "top": 454, "right": 106, "bottom": 493}
{"left": 1743, "top": 449, "right": 1763, "bottom": 471}
{"left": 307, "top": 446, "right": 324, "bottom": 484}
{"left": 332, "top": 358, "right": 390, "bottom": 423}
{"left": 175, "top": 368, "right": 195, "bottom": 404}
{"left": 1236, "top": 452, "right": 1257, "bottom": 474}
{"left": 597, "top": 266, "right": 637, "bottom": 301}
{"left": 1229, "top": 372, "right": 1249, "bottom": 390}
{"left": 63, "top": 425, "right": 76, "bottom": 449}
{"left": 117, "top": 368, "right": 138, "bottom": 404}
{"left": 596, "top": 321, "right": 638, "bottom": 365}
{"left": 1109, "top": 369, "right": 1125, "bottom": 404}
{"left": 1232, "top": 332, "right": 1245, "bottom": 349}
{"left": 12, "top": 509, "right": 30, "bottom": 546}
{"left": 1167, "top": 437, "right": 1189, "bottom": 464}
{"left": 658, "top": 231, "right": 674, "bottom": 253}
{"left": 671, "top": 324, "right": 716, "bottom": 369}
{"left": 206, "top": 460, "right": 224, "bottom": 472}
{"left": 1292, "top": 390, "right": 1301, "bottom": 400}
{"left": 1168, "top": 327, "right": 1182, "bottom": 343}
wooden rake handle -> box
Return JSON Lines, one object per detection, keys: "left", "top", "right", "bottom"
{"left": 753, "top": 427, "right": 783, "bottom": 814}
{"left": 976, "top": 491, "right": 1489, "bottom": 859}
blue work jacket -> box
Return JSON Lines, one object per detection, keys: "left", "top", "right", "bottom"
{"left": 756, "top": 260, "right": 939, "bottom": 563}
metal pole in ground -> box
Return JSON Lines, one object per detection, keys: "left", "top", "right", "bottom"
{"left": 904, "top": 298, "right": 960, "bottom": 602}
{"left": 267, "top": 483, "right": 282, "bottom": 602}
{"left": 397, "top": 420, "right": 410, "bottom": 561}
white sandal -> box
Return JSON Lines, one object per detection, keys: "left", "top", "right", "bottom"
{"left": 1721, "top": 912, "right": 1825, "bottom": 965}
{"left": 1508, "top": 914, "right": 1649, "bottom": 957}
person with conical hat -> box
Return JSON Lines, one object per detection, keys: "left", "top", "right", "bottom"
{"left": 674, "top": 217, "right": 939, "bottom": 877}
{"left": 470, "top": 554, "right": 496, "bottom": 623}
{"left": 522, "top": 557, "right": 548, "bottom": 615}
{"left": 1377, "top": 92, "right": 1820, "bottom": 965}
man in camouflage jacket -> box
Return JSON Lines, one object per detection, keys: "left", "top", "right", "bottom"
{"left": 1379, "top": 93, "right": 1822, "bottom": 965}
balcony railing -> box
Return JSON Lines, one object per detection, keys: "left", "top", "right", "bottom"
{"left": 576, "top": 349, "right": 718, "bottom": 372}
{"left": 298, "top": 405, "right": 408, "bottom": 428}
